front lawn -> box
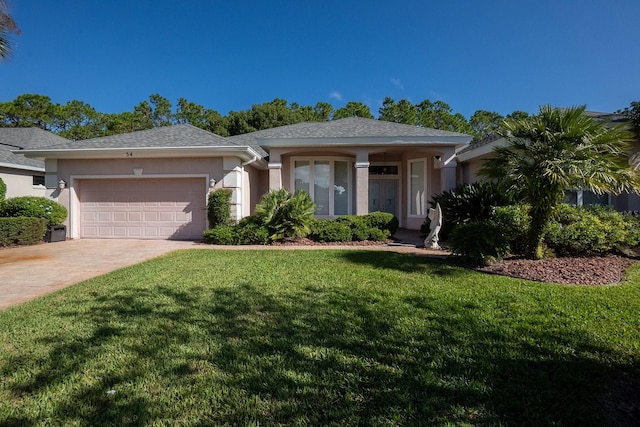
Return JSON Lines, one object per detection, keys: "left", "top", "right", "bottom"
{"left": 1, "top": 250, "right": 639, "bottom": 425}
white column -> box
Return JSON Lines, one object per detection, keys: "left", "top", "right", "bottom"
{"left": 223, "top": 157, "right": 243, "bottom": 222}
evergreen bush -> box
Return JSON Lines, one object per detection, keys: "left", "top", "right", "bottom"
{"left": 336, "top": 216, "right": 371, "bottom": 241}
{"left": 0, "top": 177, "right": 6, "bottom": 202}
{"left": 367, "top": 227, "right": 391, "bottom": 242}
{"left": 363, "top": 212, "right": 399, "bottom": 234}
{"left": 0, "top": 217, "right": 48, "bottom": 246}
{"left": 207, "top": 188, "right": 233, "bottom": 228}
{"left": 202, "top": 225, "right": 236, "bottom": 245}
{"left": 235, "top": 220, "right": 270, "bottom": 245}
{"left": 490, "top": 204, "right": 530, "bottom": 255}
{"left": 545, "top": 204, "right": 640, "bottom": 256}
{"left": 448, "top": 220, "right": 509, "bottom": 264}
{"left": 1, "top": 196, "right": 67, "bottom": 226}
{"left": 309, "top": 219, "right": 352, "bottom": 242}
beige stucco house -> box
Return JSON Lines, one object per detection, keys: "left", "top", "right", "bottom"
{"left": 16, "top": 118, "right": 472, "bottom": 240}
{"left": 0, "top": 128, "right": 70, "bottom": 198}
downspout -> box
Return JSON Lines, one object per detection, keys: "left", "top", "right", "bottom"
{"left": 242, "top": 155, "right": 259, "bottom": 167}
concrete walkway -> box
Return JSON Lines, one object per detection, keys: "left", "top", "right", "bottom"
{"left": 0, "top": 235, "right": 449, "bottom": 310}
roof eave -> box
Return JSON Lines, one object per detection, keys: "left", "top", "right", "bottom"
{"left": 15, "top": 146, "right": 267, "bottom": 167}
{"left": 0, "top": 162, "right": 45, "bottom": 172}
{"left": 456, "top": 138, "right": 508, "bottom": 162}
{"left": 258, "top": 135, "right": 472, "bottom": 150}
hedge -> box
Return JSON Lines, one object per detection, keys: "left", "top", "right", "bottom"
{"left": 0, "top": 217, "right": 48, "bottom": 246}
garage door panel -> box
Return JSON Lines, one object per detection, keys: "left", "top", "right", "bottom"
{"left": 80, "top": 178, "right": 206, "bottom": 240}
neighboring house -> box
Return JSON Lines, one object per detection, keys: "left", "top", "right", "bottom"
{"left": 0, "top": 128, "right": 70, "bottom": 198}
{"left": 456, "top": 111, "right": 640, "bottom": 212}
{"left": 17, "top": 118, "right": 472, "bottom": 240}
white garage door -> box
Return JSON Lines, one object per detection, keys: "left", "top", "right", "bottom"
{"left": 79, "top": 178, "right": 207, "bottom": 240}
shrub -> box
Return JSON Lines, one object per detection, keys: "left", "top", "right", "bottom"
{"left": 309, "top": 219, "right": 352, "bottom": 243}
{"left": 235, "top": 221, "right": 270, "bottom": 245}
{"left": 202, "top": 225, "right": 236, "bottom": 245}
{"left": 255, "top": 189, "right": 315, "bottom": 240}
{"left": 0, "top": 177, "right": 6, "bottom": 202}
{"left": 207, "top": 188, "right": 232, "bottom": 228}
{"left": 363, "top": 212, "right": 399, "bottom": 234}
{"left": 1, "top": 196, "right": 67, "bottom": 226}
{"left": 490, "top": 204, "right": 530, "bottom": 255}
{"left": 336, "top": 216, "right": 371, "bottom": 241}
{"left": 367, "top": 227, "right": 391, "bottom": 242}
{"left": 0, "top": 217, "right": 48, "bottom": 246}
{"left": 448, "top": 220, "right": 509, "bottom": 264}
{"left": 544, "top": 204, "right": 640, "bottom": 256}
{"left": 424, "top": 181, "right": 514, "bottom": 239}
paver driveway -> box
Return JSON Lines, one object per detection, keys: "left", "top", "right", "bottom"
{"left": 0, "top": 239, "right": 198, "bottom": 310}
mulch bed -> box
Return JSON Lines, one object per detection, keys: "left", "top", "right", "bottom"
{"left": 476, "top": 255, "right": 637, "bottom": 285}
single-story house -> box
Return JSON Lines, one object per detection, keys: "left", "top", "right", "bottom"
{"left": 16, "top": 118, "right": 472, "bottom": 240}
{"left": 0, "top": 128, "right": 70, "bottom": 198}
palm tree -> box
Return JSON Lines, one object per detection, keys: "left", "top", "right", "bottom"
{"left": 0, "top": 0, "right": 20, "bottom": 60}
{"left": 480, "top": 105, "right": 640, "bottom": 259}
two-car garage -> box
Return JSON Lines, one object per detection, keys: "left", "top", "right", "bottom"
{"left": 77, "top": 178, "right": 207, "bottom": 240}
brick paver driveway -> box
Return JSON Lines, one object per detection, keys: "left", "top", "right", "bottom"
{"left": 0, "top": 239, "right": 198, "bottom": 310}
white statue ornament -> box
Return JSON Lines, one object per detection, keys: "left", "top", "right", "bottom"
{"left": 424, "top": 203, "right": 442, "bottom": 249}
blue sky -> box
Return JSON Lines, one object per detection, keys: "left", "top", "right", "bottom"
{"left": 2, "top": 0, "right": 639, "bottom": 119}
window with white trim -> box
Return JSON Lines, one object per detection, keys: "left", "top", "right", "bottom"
{"left": 409, "top": 159, "right": 427, "bottom": 216}
{"left": 293, "top": 158, "right": 352, "bottom": 216}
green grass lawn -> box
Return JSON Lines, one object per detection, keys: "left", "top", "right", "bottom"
{"left": 1, "top": 250, "right": 639, "bottom": 426}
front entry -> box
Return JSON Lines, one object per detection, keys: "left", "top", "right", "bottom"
{"left": 368, "top": 179, "right": 398, "bottom": 217}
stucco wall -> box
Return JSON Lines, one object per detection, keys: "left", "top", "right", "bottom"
{"left": 0, "top": 168, "right": 45, "bottom": 198}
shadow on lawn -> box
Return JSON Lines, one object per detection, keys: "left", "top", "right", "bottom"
{"left": 0, "top": 268, "right": 634, "bottom": 425}
{"left": 339, "top": 250, "right": 464, "bottom": 277}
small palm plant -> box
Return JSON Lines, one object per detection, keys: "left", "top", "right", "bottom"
{"left": 255, "top": 189, "right": 315, "bottom": 240}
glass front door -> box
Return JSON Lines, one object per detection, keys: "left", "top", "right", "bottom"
{"left": 369, "top": 179, "right": 398, "bottom": 217}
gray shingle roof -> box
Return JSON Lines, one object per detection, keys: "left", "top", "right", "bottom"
{"left": 49, "top": 124, "right": 236, "bottom": 149}
{"left": 0, "top": 127, "right": 70, "bottom": 149}
{"left": 0, "top": 128, "right": 71, "bottom": 169}
{"left": 229, "top": 117, "right": 470, "bottom": 143}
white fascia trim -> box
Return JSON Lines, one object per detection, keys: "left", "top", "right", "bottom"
{"left": 456, "top": 138, "right": 508, "bottom": 163}
{"left": 16, "top": 145, "right": 265, "bottom": 162}
{"left": 257, "top": 135, "right": 472, "bottom": 147}
{"left": 0, "top": 162, "right": 45, "bottom": 172}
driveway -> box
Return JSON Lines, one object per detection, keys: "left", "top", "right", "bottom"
{"left": 0, "top": 239, "right": 198, "bottom": 310}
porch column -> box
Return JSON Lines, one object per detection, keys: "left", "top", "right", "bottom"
{"left": 268, "top": 163, "right": 282, "bottom": 190}
{"left": 440, "top": 160, "right": 457, "bottom": 193}
{"left": 223, "top": 157, "right": 243, "bottom": 222}
{"left": 355, "top": 161, "right": 369, "bottom": 215}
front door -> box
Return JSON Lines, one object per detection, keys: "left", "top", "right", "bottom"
{"left": 369, "top": 179, "right": 398, "bottom": 217}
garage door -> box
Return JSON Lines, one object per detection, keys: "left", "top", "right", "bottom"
{"left": 79, "top": 178, "right": 207, "bottom": 240}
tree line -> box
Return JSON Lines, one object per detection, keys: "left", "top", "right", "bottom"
{"left": 0, "top": 93, "right": 638, "bottom": 143}
{"left": 0, "top": 93, "right": 529, "bottom": 142}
